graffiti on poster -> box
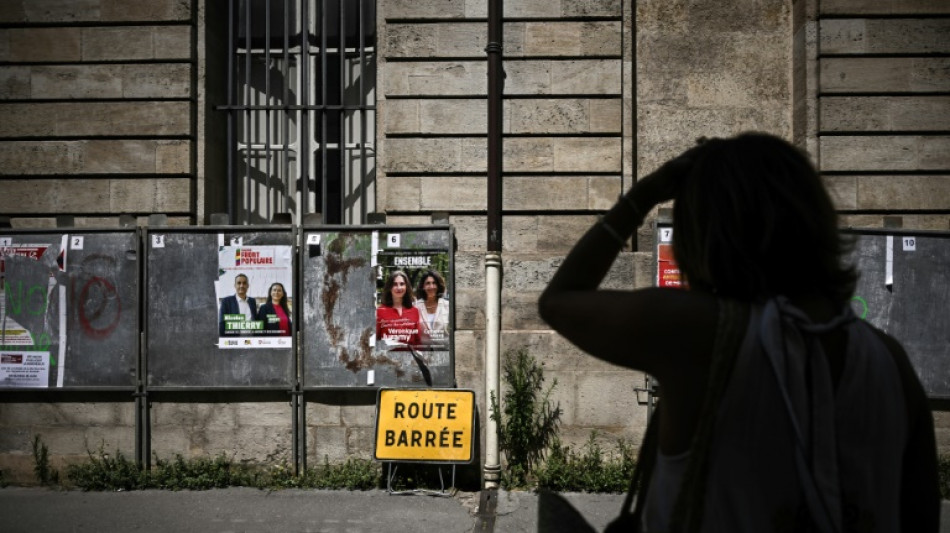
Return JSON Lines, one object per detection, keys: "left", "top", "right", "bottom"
{"left": 215, "top": 244, "right": 294, "bottom": 350}
{"left": 0, "top": 236, "right": 67, "bottom": 387}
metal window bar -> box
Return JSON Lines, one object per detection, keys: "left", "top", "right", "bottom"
{"left": 223, "top": 0, "right": 376, "bottom": 225}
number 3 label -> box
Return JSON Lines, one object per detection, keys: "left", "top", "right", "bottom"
{"left": 152, "top": 235, "right": 165, "bottom": 248}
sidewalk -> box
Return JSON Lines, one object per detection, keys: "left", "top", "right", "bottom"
{"left": 0, "top": 487, "right": 946, "bottom": 532}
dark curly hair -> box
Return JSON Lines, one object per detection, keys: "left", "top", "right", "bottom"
{"left": 672, "top": 132, "right": 857, "bottom": 305}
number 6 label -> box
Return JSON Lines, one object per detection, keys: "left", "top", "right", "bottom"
{"left": 386, "top": 234, "right": 401, "bottom": 248}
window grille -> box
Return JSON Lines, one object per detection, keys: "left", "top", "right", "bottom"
{"left": 221, "top": 0, "right": 376, "bottom": 224}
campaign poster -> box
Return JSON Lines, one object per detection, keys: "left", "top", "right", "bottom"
{"left": 0, "top": 351, "right": 50, "bottom": 388}
{"left": 215, "top": 244, "right": 294, "bottom": 350}
{"left": 656, "top": 227, "right": 684, "bottom": 289}
{"left": 374, "top": 245, "right": 451, "bottom": 352}
{"left": 1, "top": 236, "right": 67, "bottom": 387}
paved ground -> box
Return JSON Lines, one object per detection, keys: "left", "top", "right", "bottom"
{"left": 0, "top": 487, "right": 946, "bottom": 532}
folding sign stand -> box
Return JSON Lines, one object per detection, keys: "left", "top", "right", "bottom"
{"left": 384, "top": 462, "right": 457, "bottom": 497}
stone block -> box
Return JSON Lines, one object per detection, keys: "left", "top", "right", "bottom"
{"left": 0, "top": 102, "right": 190, "bottom": 137}
{"left": 823, "top": 176, "right": 857, "bottom": 210}
{"left": 101, "top": 0, "right": 192, "bottom": 21}
{"left": 501, "top": 289, "right": 544, "bottom": 329}
{"left": 83, "top": 140, "right": 155, "bottom": 173}
{"left": 311, "top": 425, "right": 348, "bottom": 463}
{"left": 539, "top": 370, "right": 577, "bottom": 426}
{"left": 0, "top": 142, "right": 81, "bottom": 175}
{"left": 21, "top": 0, "right": 100, "bottom": 23}
{"left": 508, "top": 99, "right": 589, "bottom": 134}
{"left": 589, "top": 175, "right": 621, "bottom": 210}
{"left": 820, "top": 58, "right": 950, "bottom": 93}
{"left": 420, "top": 176, "right": 486, "bottom": 211}
{"left": 856, "top": 175, "right": 950, "bottom": 211}
{"left": 110, "top": 177, "right": 191, "bottom": 212}
{"left": 454, "top": 252, "right": 485, "bottom": 289}
{"left": 453, "top": 329, "right": 484, "bottom": 373}
{"left": 305, "top": 402, "right": 342, "bottom": 426}
{"left": 341, "top": 403, "right": 376, "bottom": 427}
{"left": 153, "top": 25, "right": 191, "bottom": 59}
{"left": 382, "top": 138, "right": 461, "bottom": 172}
{"left": 156, "top": 140, "right": 191, "bottom": 174}
{"left": 450, "top": 215, "right": 487, "bottom": 251}
{"left": 385, "top": 24, "right": 437, "bottom": 57}
{"left": 7, "top": 28, "right": 80, "bottom": 62}
{"left": 384, "top": 100, "right": 420, "bottom": 133}
{"left": 503, "top": 175, "right": 590, "bottom": 210}
{"left": 455, "top": 288, "right": 485, "bottom": 330}
{"left": 31, "top": 65, "right": 123, "bottom": 99}
{"left": 820, "top": 18, "right": 950, "bottom": 55}
{"left": 500, "top": 330, "right": 618, "bottom": 373}
{"left": 820, "top": 135, "right": 950, "bottom": 172}
{"left": 382, "top": 176, "right": 421, "bottom": 212}
{"left": 574, "top": 371, "right": 646, "bottom": 427}
{"left": 346, "top": 426, "right": 376, "bottom": 457}
{"left": 385, "top": 61, "right": 485, "bottom": 96}
{"left": 232, "top": 402, "right": 293, "bottom": 427}
{"left": 420, "top": 100, "right": 485, "bottom": 134}
{"left": 552, "top": 138, "right": 621, "bottom": 172}
{"left": 821, "top": 96, "right": 950, "bottom": 132}
{"left": 0, "top": 66, "right": 30, "bottom": 98}
{"left": 536, "top": 215, "right": 599, "bottom": 253}
{"left": 121, "top": 63, "right": 191, "bottom": 98}
{"left": 380, "top": 0, "right": 466, "bottom": 19}
{"left": 503, "top": 138, "right": 554, "bottom": 172}
{"left": 589, "top": 99, "right": 622, "bottom": 133}
{"left": 82, "top": 26, "right": 154, "bottom": 60}
{"left": 501, "top": 215, "right": 540, "bottom": 253}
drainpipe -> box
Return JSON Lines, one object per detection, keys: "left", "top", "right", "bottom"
{"left": 484, "top": 0, "right": 504, "bottom": 490}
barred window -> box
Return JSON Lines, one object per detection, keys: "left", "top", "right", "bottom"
{"left": 223, "top": 0, "right": 376, "bottom": 224}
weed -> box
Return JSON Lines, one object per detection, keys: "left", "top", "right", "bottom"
{"left": 490, "top": 347, "right": 562, "bottom": 489}
{"left": 31, "top": 435, "right": 60, "bottom": 486}
{"left": 537, "top": 433, "right": 636, "bottom": 493}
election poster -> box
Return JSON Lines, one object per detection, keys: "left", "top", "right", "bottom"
{"left": 374, "top": 243, "right": 451, "bottom": 352}
{"left": 215, "top": 244, "right": 294, "bottom": 350}
{"left": 0, "top": 236, "right": 65, "bottom": 388}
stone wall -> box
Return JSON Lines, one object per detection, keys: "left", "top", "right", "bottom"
{"left": 0, "top": 0, "right": 947, "bottom": 486}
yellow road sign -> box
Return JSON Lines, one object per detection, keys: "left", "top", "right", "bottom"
{"left": 374, "top": 388, "right": 475, "bottom": 463}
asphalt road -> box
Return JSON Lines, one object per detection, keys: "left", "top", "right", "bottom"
{"left": 0, "top": 487, "right": 946, "bottom": 532}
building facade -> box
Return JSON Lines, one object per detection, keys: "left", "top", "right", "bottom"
{"left": 0, "top": 0, "right": 948, "bottom": 483}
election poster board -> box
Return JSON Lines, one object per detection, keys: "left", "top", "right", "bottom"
{"left": 300, "top": 226, "right": 455, "bottom": 388}
{"left": 0, "top": 230, "right": 138, "bottom": 389}
{"left": 145, "top": 228, "right": 295, "bottom": 389}
{"left": 845, "top": 229, "right": 950, "bottom": 398}
{"left": 374, "top": 388, "right": 475, "bottom": 464}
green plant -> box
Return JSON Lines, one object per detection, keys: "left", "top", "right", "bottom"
{"left": 490, "top": 347, "right": 562, "bottom": 488}
{"left": 66, "top": 445, "right": 146, "bottom": 491}
{"left": 31, "top": 435, "right": 60, "bottom": 486}
{"left": 537, "top": 433, "right": 636, "bottom": 493}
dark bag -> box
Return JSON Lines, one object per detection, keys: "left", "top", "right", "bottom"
{"left": 604, "top": 299, "right": 748, "bottom": 533}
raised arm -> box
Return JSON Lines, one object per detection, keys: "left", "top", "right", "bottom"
{"left": 537, "top": 146, "right": 717, "bottom": 376}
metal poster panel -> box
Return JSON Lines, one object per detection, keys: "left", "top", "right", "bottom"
{"left": 145, "top": 228, "right": 294, "bottom": 389}
{"left": 0, "top": 230, "right": 138, "bottom": 389}
{"left": 846, "top": 229, "right": 950, "bottom": 399}
{"left": 301, "top": 226, "right": 454, "bottom": 388}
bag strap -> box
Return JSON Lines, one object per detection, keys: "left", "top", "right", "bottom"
{"left": 668, "top": 298, "right": 749, "bottom": 533}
